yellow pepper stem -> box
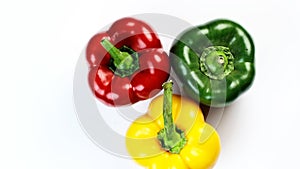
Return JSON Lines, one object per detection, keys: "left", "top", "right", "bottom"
{"left": 157, "top": 80, "right": 187, "bottom": 154}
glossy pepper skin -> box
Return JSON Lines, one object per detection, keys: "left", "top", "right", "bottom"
{"left": 170, "top": 19, "right": 255, "bottom": 107}
{"left": 126, "top": 81, "right": 221, "bottom": 169}
{"left": 86, "top": 17, "right": 170, "bottom": 106}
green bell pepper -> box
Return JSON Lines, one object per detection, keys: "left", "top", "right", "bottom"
{"left": 170, "top": 19, "right": 255, "bottom": 107}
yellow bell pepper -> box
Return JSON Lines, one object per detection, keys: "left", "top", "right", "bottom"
{"left": 126, "top": 81, "right": 221, "bottom": 169}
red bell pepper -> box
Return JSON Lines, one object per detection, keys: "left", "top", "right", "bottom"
{"left": 86, "top": 17, "right": 170, "bottom": 106}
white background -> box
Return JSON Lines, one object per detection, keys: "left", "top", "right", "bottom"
{"left": 1, "top": 0, "right": 300, "bottom": 168}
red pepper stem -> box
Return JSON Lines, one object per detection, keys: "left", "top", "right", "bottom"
{"left": 100, "top": 39, "right": 140, "bottom": 77}
{"left": 101, "top": 38, "right": 133, "bottom": 68}
{"left": 157, "top": 80, "right": 187, "bottom": 154}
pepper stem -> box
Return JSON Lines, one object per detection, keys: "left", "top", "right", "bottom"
{"left": 200, "top": 46, "right": 235, "bottom": 80}
{"left": 157, "top": 80, "right": 187, "bottom": 154}
{"left": 100, "top": 39, "right": 139, "bottom": 77}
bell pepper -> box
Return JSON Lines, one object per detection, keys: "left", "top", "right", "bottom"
{"left": 86, "top": 17, "right": 170, "bottom": 106}
{"left": 126, "top": 81, "right": 221, "bottom": 169}
{"left": 170, "top": 19, "right": 255, "bottom": 107}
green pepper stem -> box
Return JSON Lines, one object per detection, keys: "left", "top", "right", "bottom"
{"left": 100, "top": 39, "right": 139, "bottom": 77}
{"left": 200, "top": 46, "right": 235, "bottom": 80}
{"left": 157, "top": 80, "right": 186, "bottom": 154}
